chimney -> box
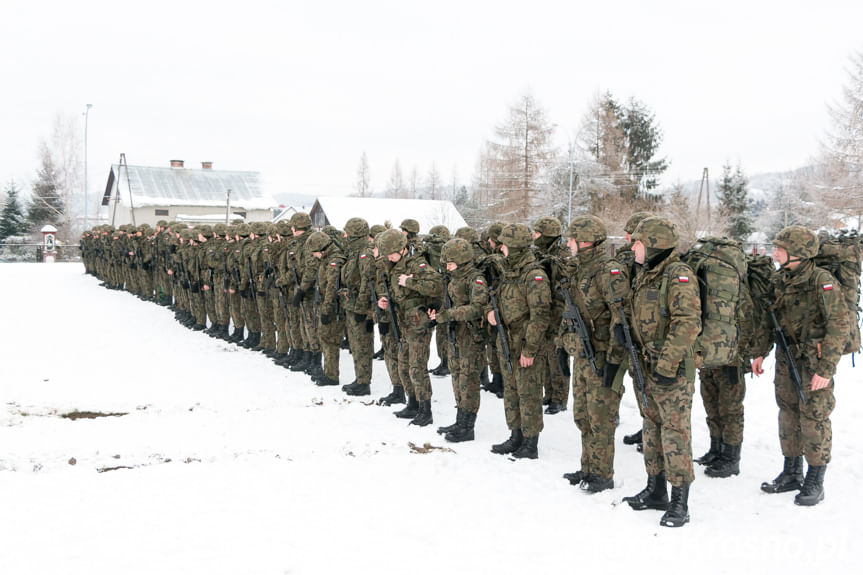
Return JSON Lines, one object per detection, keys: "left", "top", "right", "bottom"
{"left": 201, "top": 161, "right": 213, "bottom": 170}
{"left": 170, "top": 159, "right": 184, "bottom": 168}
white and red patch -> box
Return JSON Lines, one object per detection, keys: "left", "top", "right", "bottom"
{"left": 475, "top": 278, "right": 484, "bottom": 284}
{"left": 419, "top": 263, "right": 426, "bottom": 268}
{"left": 610, "top": 269, "right": 620, "bottom": 275}
{"left": 678, "top": 276, "right": 689, "bottom": 283}
{"left": 823, "top": 284, "right": 834, "bottom": 291}
{"left": 329, "top": 262, "right": 337, "bottom": 267}
{"left": 534, "top": 275, "right": 544, "bottom": 281}
{"left": 360, "top": 254, "right": 367, "bottom": 259}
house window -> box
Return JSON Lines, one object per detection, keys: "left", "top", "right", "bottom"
{"left": 154, "top": 209, "right": 169, "bottom": 216}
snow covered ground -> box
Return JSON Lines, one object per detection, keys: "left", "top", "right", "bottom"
{"left": 1, "top": 263, "right": 860, "bottom": 574}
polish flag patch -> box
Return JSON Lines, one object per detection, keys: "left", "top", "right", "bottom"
{"left": 329, "top": 262, "right": 337, "bottom": 267}
{"left": 419, "top": 263, "right": 426, "bottom": 268}
{"left": 534, "top": 275, "right": 544, "bottom": 281}
{"left": 823, "top": 284, "right": 834, "bottom": 291}
{"left": 475, "top": 278, "right": 484, "bottom": 284}
{"left": 610, "top": 269, "right": 620, "bottom": 275}
{"left": 678, "top": 276, "right": 689, "bottom": 283}
{"left": 360, "top": 254, "right": 367, "bottom": 259}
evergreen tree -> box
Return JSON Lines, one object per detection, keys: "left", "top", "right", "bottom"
{"left": 0, "top": 180, "right": 28, "bottom": 240}
{"left": 27, "top": 143, "right": 65, "bottom": 231}
{"left": 717, "top": 163, "right": 753, "bottom": 242}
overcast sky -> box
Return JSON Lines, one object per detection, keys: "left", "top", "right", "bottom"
{"left": 2, "top": 0, "right": 862, "bottom": 209}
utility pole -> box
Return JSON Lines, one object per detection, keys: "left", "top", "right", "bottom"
{"left": 225, "top": 189, "right": 231, "bottom": 224}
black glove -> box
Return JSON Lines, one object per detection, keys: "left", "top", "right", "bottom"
{"left": 320, "top": 313, "right": 331, "bottom": 325}
{"left": 365, "top": 319, "right": 374, "bottom": 333}
{"left": 556, "top": 348, "right": 571, "bottom": 377}
{"left": 378, "top": 322, "right": 390, "bottom": 336}
{"left": 613, "top": 324, "right": 627, "bottom": 347}
{"left": 291, "top": 289, "right": 305, "bottom": 307}
{"left": 654, "top": 371, "right": 677, "bottom": 386}
{"left": 603, "top": 363, "right": 620, "bottom": 388}
{"left": 354, "top": 312, "right": 366, "bottom": 323}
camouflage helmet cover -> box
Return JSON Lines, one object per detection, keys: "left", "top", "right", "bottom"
{"left": 291, "top": 212, "right": 312, "bottom": 230}
{"left": 624, "top": 211, "right": 653, "bottom": 235}
{"left": 400, "top": 218, "right": 420, "bottom": 234}
{"left": 369, "top": 224, "right": 387, "bottom": 237}
{"left": 772, "top": 225, "right": 819, "bottom": 259}
{"left": 533, "top": 216, "right": 562, "bottom": 238}
{"left": 250, "top": 221, "right": 268, "bottom": 236}
{"left": 236, "top": 224, "right": 251, "bottom": 237}
{"left": 441, "top": 238, "right": 473, "bottom": 265}
{"left": 631, "top": 216, "right": 679, "bottom": 250}
{"left": 566, "top": 215, "right": 607, "bottom": 244}
{"left": 377, "top": 228, "right": 407, "bottom": 255}
{"left": 498, "top": 223, "right": 533, "bottom": 249}
{"left": 345, "top": 217, "right": 370, "bottom": 238}
{"left": 485, "top": 222, "right": 505, "bottom": 243}
{"left": 306, "top": 231, "right": 332, "bottom": 252}
{"left": 428, "top": 225, "right": 451, "bottom": 240}
{"left": 213, "top": 223, "right": 228, "bottom": 236}
{"left": 276, "top": 220, "right": 292, "bottom": 236}
{"left": 196, "top": 224, "right": 214, "bottom": 238}
{"left": 455, "top": 226, "right": 479, "bottom": 243}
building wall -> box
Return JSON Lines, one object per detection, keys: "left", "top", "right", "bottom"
{"left": 106, "top": 206, "right": 272, "bottom": 227}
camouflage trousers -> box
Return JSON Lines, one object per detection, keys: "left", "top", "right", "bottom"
{"left": 256, "top": 289, "right": 275, "bottom": 350}
{"left": 397, "top": 309, "right": 433, "bottom": 402}
{"left": 301, "top": 299, "right": 321, "bottom": 353}
{"left": 541, "top": 339, "right": 570, "bottom": 405}
{"left": 242, "top": 291, "right": 261, "bottom": 333}
{"left": 699, "top": 366, "right": 745, "bottom": 445}
{"left": 450, "top": 323, "right": 485, "bottom": 414}
{"left": 381, "top": 324, "right": 403, "bottom": 389}
{"left": 501, "top": 333, "right": 544, "bottom": 438}
{"left": 228, "top": 289, "right": 245, "bottom": 331}
{"left": 156, "top": 268, "right": 172, "bottom": 303}
{"left": 137, "top": 268, "right": 153, "bottom": 299}
{"left": 190, "top": 290, "right": 206, "bottom": 327}
{"left": 203, "top": 285, "right": 216, "bottom": 326}
{"left": 271, "top": 287, "right": 290, "bottom": 353}
{"left": 347, "top": 312, "right": 374, "bottom": 386}
{"left": 572, "top": 355, "right": 622, "bottom": 479}
{"left": 320, "top": 315, "right": 345, "bottom": 380}
{"left": 774, "top": 351, "right": 835, "bottom": 466}
{"left": 486, "top": 328, "right": 502, "bottom": 377}
{"left": 641, "top": 371, "right": 695, "bottom": 487}
{"left": 213, "top": 275, "right": 229, "bottom": 326}
{"left": 435, "top": 325, "right": 448, "bottom": 366}
{"left": 287, "top": 298, "right": 304, "bottom": 350}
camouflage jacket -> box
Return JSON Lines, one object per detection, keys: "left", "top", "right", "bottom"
{"left": 342, "top": 236, "right": 375, "bottom": 316}
{"left": 386, "top": 249, "right": 442, "bottom": 317}
{"left": 771, "top": 260, "right": 848, "bottom": 378}
{"left": 314, "top": 243, "right": 347, "bottom": 318}
{"left": 435, "top": 264, "right": 489, "bottom": 333}
{"left": 491, "top": 249, "right": 551, "bottom": 359}
{"left": 628, "top": 250, "right": 701, "bottom": 379}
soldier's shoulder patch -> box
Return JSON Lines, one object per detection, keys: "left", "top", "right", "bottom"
{"left": 823, "top": 283, "right": 834, "bottom": 291}
{"left": 329, "top": 261, "right": 338, "bottom": 267}
{"left": 475, "top": 277, "right": 484, "bottom": 284}
{"left": 610, "top": 268, "right": 620, "bottom": 276}
{"left": 289, "top": 251, "right": 295, "bottom": 256}
{"left": 419, "top": 263, "right": 426, "bottom": 268}
{"left": 534, "top": 275, "right": 544, "bottom": 281}
{"left": 677, "top": 276, "right": 690, "bottom": 283}
{"left": 360, "top": 254, "right": 367, "bottom": 259}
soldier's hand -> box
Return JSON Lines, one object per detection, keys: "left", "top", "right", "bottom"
{"left": 202, "top": 284, "right": 210, "bottom": 291}
{"left": 811, "top": 373, "right": 830, "bottom": 390}
{"left": 229, "top": 288, "right": 235, "bottom": 294}
{"left": 167, "top": 269, "right": 173, "bottom": 275}
{"left": 519, "top": 354, "right": 534, "bottom": 368}
{"left": 398, "top": 273, "right": 412, "bottom": 287}
{"left": 751, "top": 356, "right": 764, "bottom": 376}
{"left": 487, "top": 310, "right": 497, "bottom": 326}
{"left": 427, "top": 308, "right": 436, "bottom": 321}
{"left": 377, "top": 296, "right": 388, "bottom": 310}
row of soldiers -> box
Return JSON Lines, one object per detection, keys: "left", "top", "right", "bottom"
{"left": 80, "top": 213, "right": 847, "bottom": 527}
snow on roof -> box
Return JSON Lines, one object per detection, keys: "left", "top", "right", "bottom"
{"left": 104, "top": 164, "right": 275, "bottom": 210}
{"left": 312, "top": 197, "right": 468, "bottom": 233}
{"left": 175, "top": 213, "right": 244, "bottom": 223}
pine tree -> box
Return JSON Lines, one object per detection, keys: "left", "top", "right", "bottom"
{"left": 27, "top": 143, "right": 65, "bottom": 231}
{"left": 0, "top": 180, "right": 28, "bottom": 240}
{"left": 717, "top": 163, "right": 754, "bottom": 242}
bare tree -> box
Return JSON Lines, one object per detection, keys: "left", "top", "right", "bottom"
{"left": 427, "top": 162, "right": 441, "bottom": 200}
{"left": 356, "top": 152, "right": 371, "bottom": 197}
{"left": 409, "top": 165, "right": 418, "bottom": 199}
{"left": 386, "top": 160, "right": 404, "bottom": 199}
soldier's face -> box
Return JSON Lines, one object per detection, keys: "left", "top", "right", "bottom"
{"left": 387, "top": 251, "right": 402, "bottom": 263}
{"left": 446, "top": 261, "right": 457, "bottom": 272}
{"left": 633, "top": 240, "right": 646, "bottom": 264}
{"left": 313, "top": 251, "right": 323, "bottom": 259}
{"left": 500, "top": 245, "right": 509, "bottom": 257}
{"left": 567, "top": 237, "right": 577, "bottom": 255}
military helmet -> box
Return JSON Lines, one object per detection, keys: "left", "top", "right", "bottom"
{"left": 624, "top": 211, "right": 653, "bottom": 235}
{"left": 370, "top": 224, "right": 387, "bottom": 237}
{"left": 485, "top": 222, "right": 504, "bottom": 243}
{"left": 231, "top": 218, "right": 244, "bottom": 225}
{"left": 236, "top": 224, "right": 251, "bottom": 237}
{"left": 196, "top": 225, "right": 214, "bottom": 238}
{"left": 400, "top": 218, "right": 420, "bottom": 234}
{"left": 276, "top": 220, "right": 292, "bottom": 236}
{"left": 322, "top": 225, "right": 342, "bottom": 240}
{"left": 441, "top": 238, "right": 473, "bottom": 265}
{"left": 180, "top": 229, "right": 195, "bottom": 241}
{"left": 377, "top": 228, "right": 407, "bottom": 255}
{"left": 772, "top": 225, "right": 819, "bottom": 259}
{"left": 533, "top": 216, "right": 562, "bottom": 238}
{"left": 631, "top": 216, "right": 679, "bottom": 250}
{"left": 498, "top": 223, "right": 533, "bottom": 249}
{"left": 306, "top": 231, "right": 332, "bottom": 252}
{"left": 566, "top": 215, "right": 607, "bottom": 244}
{"left": 156, "top": 220, "right": 169, "bottom": 228}
{"left": 345, "top": 217, "right": 370, "bottom": 238}
{"left": 213, "top": 223, "right": 228, "bottom": 236}
{"left": 291, "top": 212, "right": 312, "bottom": 230}
{"left": 428, "top": 225, "right": 451, "bottom": 241}
{"left": 248, "top": 221, "right": 265, "bottom": 236}
{"left": 455, "top": 226, "right": 478, "bottom": 243}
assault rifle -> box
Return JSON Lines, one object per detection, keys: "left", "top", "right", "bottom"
{"left": 246, "top": 256, "right": 260, "bottom": 315}
{"left": 768, "top": 304, "right": 806, "bottom": 405}
{"left": 442, "top": 274, "right": 458, "bottom": 360}
{"left": 289, "top": 253, "right": 306, "bottom": 315}
{"left": 616, "top": 305, "right": 648, "bottom": 411}
{"left": 382, "top": 279, "right": 402, "bottom": 352}
{"left": 367, "top": 273, "right": 382, "bottom": 323}
{"left": 557, "top": 277, "right": 599, "bottom": 376}
{"left": 488, "top": 288, "right": 512, "bottom": 375}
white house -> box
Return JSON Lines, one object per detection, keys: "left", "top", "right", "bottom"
{"left": 101, "top": 160, "right": 276, "bottom": 227}
{"left": 309, "top": 197, "right": 468, "bottom": 233}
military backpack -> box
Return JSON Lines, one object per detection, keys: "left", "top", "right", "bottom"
{"left": 813, "top": 231, "right": 862, "bottom": 355}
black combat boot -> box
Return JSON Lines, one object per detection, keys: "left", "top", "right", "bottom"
{"left": 563, "top": 470, "right": 586, "bottom": 485}
{"left": 239, "top": 330, "right": 255, "bottom": 348}
{"left": 344, "top": 383, "right": 371, "bottom": 396}
{"left": 378, "top": 386, "right": 406, "bottom": 406}
{"left": 491, "top": 372, "right": 504, "bottom": 398}
{"left": 218, "top": 324, "right": 230, "bottom": 340}
{"left": 305, "top": 353, "right": 324, "bottom": 379}
{"left": 660, "top": 483, "right": 690, "bottom": 527}
{"left": 289, "top": 351, "right": 311, "bottom": 372}
{"left": 695, "top": 436, "right": 722, "bottom": 466}
{"left": 437, "top": 409, "right": 463, "bottom": 435}
{"left": 204, "top": 323, "right": 219, "bottom": 336}
{"left": 410, "top": 400, "right": 433, "bottom": 427}
{"left": 430, "top": 358, "right": 450, "bottom": 376}
{"left": 623, "top": 429, "right": 643, "bottom": 446}
{"left": 761, "top": 456, "right": 804, "bottom": 494}
{"left": 284, "top": 348, "right": 301, "bottom": 366}
{"left": 445, "top": 411, "right": 476, "bottom": 443}
{"left": 491, "top": 429, "right": 524, "bottom": 455}
{"left": 227, "top": 326, "right": 245, "bottom": 343}
{"left": 544, "top": 402, "right": 566, "bottom": 415}
{"left": 580, "top": 475, "right": 614, "bottom": 494}
{"left": 249, "top": 332, "right": 261, "bottom": 348}
{"left": 315, "top": 375, "right": 340, "bottom": 387}
{"left": 623, "top": 471, "right": 669, "bottom": 511}
{"left": 512, "top": 434, "right": 538, "bottom": 459}
{"left": 705, "top": 443, "right": 741, "bottom": 478}
{"left": 272, "top": 352, "right": 288, "bottom": 365}
{"left": 479, "top": 367, "right": 490, "bottom": 390}
{"left": 373, "top": 347, "right": 385, "bottom": 360}
{"left": 394, "top": 395, "right": 419, "bottom": 418}
{"left": 794, "top": 465, "right": 826, "bottom": 506}
{"left": 192, "top": 323, "right": 206, "bottom": 331}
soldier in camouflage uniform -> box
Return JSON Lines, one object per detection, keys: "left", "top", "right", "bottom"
{"left": 559, "top": 216, "right": 629, "bottom": 493}
{"left": 532, "top": 216, "right": 570, "bottom": 415}
{"left": 426, "top": 225, "right": 452, "bottom": 377}
{"left": 621, "top": 217, "right": 700, "bottom": 528}
{"left": 237, "top": 224, "right": 262, "bottom": 347}
{"left": 340, "top": 218, "right": 376, "bottom": 396}
{"left": 752, "top": 226, "right": 848, "bottom": 506}
{"left": 618, "top": 212, "right": 653, "bottom": 451}
{"left": 304, "top": 231, "right": 347, "bottom": 386}
{"left": 376, "top": 228, "right": 443, "bottom": 426}
{"left": 487, "top": 223, "right": 551, "bottom": 459}
{"left": 480, "top": 222, "right": 506, "bottom": 398}
{"left": 373, "top": 228, "right": 409, "bottom": 406}
{"left": 225, "top": 224, "right": 247, "bottom": 343}
{"left": 269, "top": 221, "right": 294, "bottom": 363}
{"left": 292, "top": 213, "right": 324, "bottom": 379}
{"left": 429, "top": 238, "right": 489, "bottom": 442}
{"left": 196, "top": 226, "right": 218, "bottom": 331}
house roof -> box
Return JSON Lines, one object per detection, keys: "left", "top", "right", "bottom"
{"left": 311, "top": 197, "right": 468, "bottom": 233}
{"left": 102, "top": 164, "right": 275, "bottom": 210}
